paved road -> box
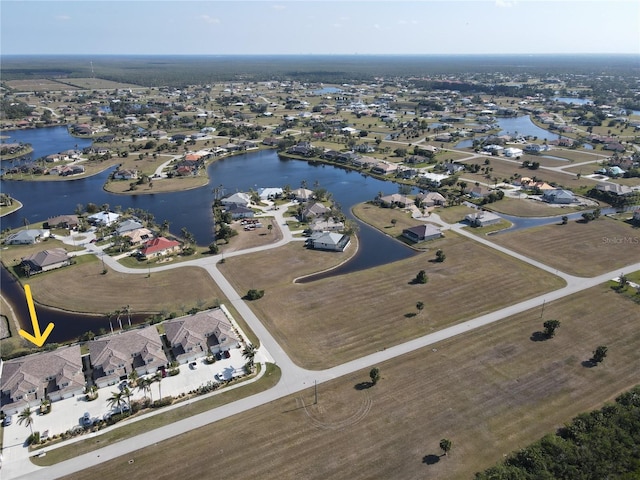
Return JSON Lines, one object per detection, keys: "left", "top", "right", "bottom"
{"left": 5, "top": 202, "right": 640, "bottom": 480}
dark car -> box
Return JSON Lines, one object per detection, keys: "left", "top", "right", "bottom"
{"left": 81, "top": 412, "right": 92, "bottom": 427}
{"left": 223, "top": 350, "right": 231, "bottom": 359}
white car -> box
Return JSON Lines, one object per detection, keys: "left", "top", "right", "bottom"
{"left": 189, "top": 361, "right": 198, "bottom": 370}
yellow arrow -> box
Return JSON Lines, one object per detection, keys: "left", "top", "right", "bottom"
{"left": 18, "top": 284, "right": 54, "bottom": 347}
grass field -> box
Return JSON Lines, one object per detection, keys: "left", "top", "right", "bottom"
{"left": 484, "top": 196, "right": 587, "bottom": 217}
{"left": 434, "top": 205, "right": 479, "bottom": 224}
{"left": 218, "top": 236, "right": 564, "bottom": 369}
{"left": 489, "top": 216, "right": 640, "bottom": 277}
{"left": 24, "top": 262, "right": 226, "bottom": 315}
{"left": 61, "top": 285, "right": 640, "bottom": 480}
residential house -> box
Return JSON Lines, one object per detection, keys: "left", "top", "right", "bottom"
{"left": 163, "top": 308, "right": 240, "bottom": 364}
{"left": 442, "top": 162, "right": 465, "bottom": 174}
{"left": 21, "top": 248, "right": 70, "bottom": 274}
{"left": 503, "top": 147, "right": 523, "bottom": 157}
{"left": 466, "top": 186, "right": 492, "bottom": 198}
{"left": 45, "top": 214, "right": 80, "bottom": 230}
{"left": 416, "top": 192, "right": 447, "bottom": 207}
{"left": 402, "top": 224, "right": 443, "bottom": 243}
{"left": 465, "top": 211, "right": 502, "bottom": 227}
{"left": 121, "top": 228, "right": 154, "bottom": 246}
{"left": 633, "top": 209, "right": 640, "bottom": 223}
{"left": 221, "top": 192, "right": 251, "bottom": 208}
{"left": 301, "top": 202, "right": 330, "bottom": 221}
{"left": 257, "top": 187, "right": 283, "bottom": 200}
{"left": 88, "top": 211, "right": 121, "bottom": 226}
{"left": 116, "top": 219, "right": 144, "bottom": 235}
{"left": 139, "top": 237, "right": 181, "bottom": 258}
{"left": 524, "top": 144, "right": 549, "bottom": 154}
{"left": 287, "top": 141, "right": 313, "bottom": 156}
{"left": 225, "top": 204, "right": 255, "bottom": 219}
{"left": 113, "top": 169, "right": 139, "bottom": 180}
{"left": 4, "top": 229, "right": 50, "bottom": 245}
{"left": 379, "top": 194, "right": 414, "bottom": 208}
{"left": 306, "top": 231, "right": 351, "bottom": 252}
{"left": 291, "top": 188, "right": 314, "bottom": 202}
{"left": 309, "top": 217, "right": 345, "bottom": 232}
{"left": 88, "top": 326, "right": 168, "bottom": 388}
{"left": 371, "top": 162, "right": 398, "bottom": 175}
{"left": 596, "top": 183, "right": 633, "bottom": 196}
{"left": 542, "top": 189, "right": 576, "bottom": 204}
{"left": 0, "top": 345, "right": 85, "bottom": 415}
{"left": 262, "top": 137, "right": 279, "bottom": 146}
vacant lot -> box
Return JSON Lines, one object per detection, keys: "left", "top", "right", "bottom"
{"left": 490, "top": 216, "right": 640, "bottom": 277}
{"left": 485, "top": 196, "right": 587, "bottom": 217}
{"left": 63, "top": 285, "right": 640, "bottom": 480}
{"left": 218, "top": 236, "right": 564, "bottom": 369}
{"left": 25, "top": 262, "right": 226, "bottom": 315}
{"left": 459, "top": 158, "right": 600, "bottom": 190}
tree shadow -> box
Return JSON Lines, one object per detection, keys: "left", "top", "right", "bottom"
{"left": 354, "top": 381, "right": 373, "bottom": 391}
{"left": 422, "top": 454, "right": 441, "bottom": 465}
{"left": 530, "top": 331, "right": 548, "bottom": 342}
{"left": 404, "top": 312, "right": 417, "bottom": 318}
{"left": 582, "top": 359, "right": 596, "bottom": 368}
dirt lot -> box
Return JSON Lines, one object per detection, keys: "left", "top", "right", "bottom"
{"left": 63, "top": 285, "right": 640, "bottom": 480}
{"left": 218, "top": 234, "right": 564, "bottom": 369}
{"left": 489, "top": 216, "right": 640, "bottom": 277}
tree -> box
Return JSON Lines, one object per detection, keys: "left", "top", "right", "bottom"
{"left": 128, "top": 368, "right": 139, "bottom": 387}
{"left": 414, "top": 270, "right": 428, "bottom": 284}
{"left": 156, "top": 372, "right": 163, "bottom": 400}
{"left": 242, "top": 344, "right": 257, "bottom": 371}
{"left": 17, "top": 406, "right": 34, "bottom": 434}
{"left": 561, "top": 215, "right": 568, "bottom": 225}
{"left": 267, "top": 224, "right": 273, "bottom": 235}
{"left": 435, "top": 249, "right": 446, "bottom": 262}
{"left": 416, "top": 301, "right": 425, "bottom": 315}
{"left": 138, "top": 377, "right": 153, "bottom": 402}
{"left": 107, "top": 390, "right": 125, "bottom": 414}
{"left": 440, "top": 438, "right": 452, "bottom": 456}
{"left": 246, "top": 289, "right": 265, "bottom": 300}
{"left": 592, "top": 345, "right": 608, "bottom": 364}
{"left": 208, "top": 242, "right": 219, "bottom": 254}
{"left": 543, "top": 319, "right": 561, "bottom": 338}
{"left": 369, "top": 367, "right": 380, "bottom": 385}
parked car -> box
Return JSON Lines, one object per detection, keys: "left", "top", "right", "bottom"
{"left": 81, "top": 412, "right": 92, "bottom": 427}
{"left": 189, "top": 361, "right": 198, "bottom": 370}
{"left": 3, "top": 415, "right": 12, "bottom": 427}
{"left": 223, "top": 350, "right": 231, "bottom": 359}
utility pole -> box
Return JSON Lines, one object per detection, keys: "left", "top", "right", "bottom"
{"left": 314, "top": 380, "right": 318, "bottom": 405}
{"left": 540, "top": 299, "right": 546, "bottom": 319}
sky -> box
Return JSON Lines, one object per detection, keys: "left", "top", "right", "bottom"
{"left": 1, "top": 0, "right": 639, "bottom": 56}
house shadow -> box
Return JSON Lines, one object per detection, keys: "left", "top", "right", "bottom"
{"left": 422, "top": 454, "right": 441, "bottom": 465}
{"left": 530, "top": 331, "right": 548, "bottom": 342}
{"left": 582, "top": 359, "right": 596, "bottom": 368}
{"left": 354, "top": 381, "right": 373, "bottom": 391}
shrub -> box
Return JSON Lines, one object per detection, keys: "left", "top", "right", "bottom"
{"left": 245, "top": 289, "right": 265, "bottom": 300}
{"left": 151, "top": 397, "right": 173, "bottom": 408}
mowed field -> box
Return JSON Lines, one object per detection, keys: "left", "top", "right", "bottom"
{"left": 218, "top": 235, "right": 564, "bottom": 369}
{"left": 25, "top": 262, "right": 226, "bottom": 315}
{"left": 485, "top": 196, "right": 587, "bottom": 217}
{"left": 62, "top": 285, "right": 640, "bottom": 480}
{"left": 489, "top": 216, "right": 640, "bottom": 277}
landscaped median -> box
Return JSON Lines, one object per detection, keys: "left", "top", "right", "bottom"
{"left": 30, "top": 363, "right": 280, "bottom": 467}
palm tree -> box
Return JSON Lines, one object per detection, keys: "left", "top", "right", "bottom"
{"left": 123, "top": 305, "right": 132, "bottom": 327}
{"left": 138, "top": 377, "right": 154, "bottom": 402}
{"left": 242, "top": 344, "right": 257, "bottom": 367}
{"left": 156, "top": 372, "right": 163, "bottom": 400}
{"left": 122, "top": 385, "right": 133, "bottom": 412}
{"left": 416, "top": 302, "right": 425, "bottom": 315}
{"left": 107, "top": 390, "right": 125, "bottom": 414}
{"left": 17, "top": 406, "right": 35, "bottom": 434}
{"left": 128, "top": 368, "right": 139, "bottom": 387}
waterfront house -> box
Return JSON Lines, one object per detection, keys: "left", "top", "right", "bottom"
{"left": 4, "top": 229, "right": 50, "bottom": 245}
{"left": 88, "top": 211, "right": 121, "bottom": 226}
{"left": 402, "top": 224, "right": 443, "bottom": 243}
{"left": 465, "top": 211, "right": 502, "bottom": 227}
{"left": 89, "top": 326, "right": 168, "bottom": 388}
{"left": 139, "top": 237, "right": 181, "bottom": 259}
{"left": 306, "top": 231, "right": 351, "bottom": 252}
{"left": 45, "top": 214, "right": 80, "bottom": 230}
{"left": 0, "top": 345, "right": 85, "bottom": 415}
{"left": 21, "top": 248, "right": 70, "bottom": 274}
{"left": 221, "top": 192, "right": 251, "bottom": 208}
{"left": 163, "top": 308, "right": 240, "bottom": 364}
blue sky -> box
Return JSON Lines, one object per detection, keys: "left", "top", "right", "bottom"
{"left": 2, "top": 1, "right": 639, "bottom": 55}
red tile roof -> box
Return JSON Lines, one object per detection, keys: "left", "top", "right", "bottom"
{"left": 141, "top": 237, "right": 180, "bottom": 255}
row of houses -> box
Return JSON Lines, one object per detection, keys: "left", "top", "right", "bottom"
{"left": 0, "top": 308, "right": 240, "bottom": 415}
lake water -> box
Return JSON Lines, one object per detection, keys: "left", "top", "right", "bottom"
{"left": 552, "top": 97, "right": 593, "bottom": 105}
{"left": 455, "top": 115, "right": 556, "bottom": 148}
{"left": 1, "top": 128, "right": 417, "bottom": 341}
{"left": 1, "top": 125, "right": 93, "bottom": 165}
{"left": 314, "top": 87, "right": 342, "bottom": 95}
